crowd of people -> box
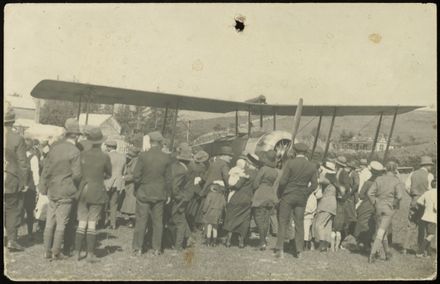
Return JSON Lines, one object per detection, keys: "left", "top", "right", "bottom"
{"left": 4, "top": 109, "right": 437, "bottom": 265}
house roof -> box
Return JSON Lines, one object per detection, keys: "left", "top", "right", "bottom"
{"left": 78, "top": 113, "right": 112, "bottom": 126}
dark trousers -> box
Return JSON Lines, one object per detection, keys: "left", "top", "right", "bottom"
{"left": 172, "top": 202, "right": 190, "bottom": 250}
{"left": 23, "top": 189, "right": 36, "bottom": 235}
{"left": 254, "top": 206, "right": 272, "bottom": 246}
{"left": 4, "top": 193, "right": 24, "bottom": 243}
{"left": 404, "top": 203, "right": 426, "bottom": 253}
{"left": 276, "top": 194, "right": 306, "bottom": 253}
{"left": 107, "top": 188, "right": 119, "bottom": 227}
{"left": 63, "top": 201, "right": 78, "bottom": 255}
{"left": 132, "top": 200, "right": 164, "bottom": 251}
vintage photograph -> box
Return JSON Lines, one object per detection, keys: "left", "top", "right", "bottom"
{"left": 3, "top": 3, "right": 437, "bottom": 281}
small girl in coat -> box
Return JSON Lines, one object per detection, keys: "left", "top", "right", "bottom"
{"left": 202, "top": 184, "right": 227, "bottom": 246}
{"left": 227, "top": 159, "right": 249, "bottom": 202}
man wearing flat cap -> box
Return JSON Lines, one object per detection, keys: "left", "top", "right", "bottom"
{"left": 403, "top": 156, "right": 435, "bottom": 256}
{"left": 39, "top": 118, "right": 82, "bottom": 260}
{"left": 275, "top": 143, "right": 318, "bottom": 259}
{"left": 104, "top": 140, "right": 126, "bottom": 230}
{"left": 4, "top": 108, "right": 29, "bottom": 251}
{"left": 132, "top": 131, "right": 172, "bottom": 256}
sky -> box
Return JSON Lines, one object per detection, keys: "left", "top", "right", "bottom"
{"left": 4, "top": 3, "right": 437, "bottom": 120}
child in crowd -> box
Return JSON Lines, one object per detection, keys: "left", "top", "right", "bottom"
{"left": 202, "top": 184, "right": 227, "bottom": 246}
{"left": 416, "top": 178, "right": 437, "bottom": 257}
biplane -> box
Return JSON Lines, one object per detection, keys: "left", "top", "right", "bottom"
{"left": 31, "top": 79, "right": 422, "bottom": 164}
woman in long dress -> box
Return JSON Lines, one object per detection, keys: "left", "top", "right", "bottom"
{"left": 223, "top": 154, "right": 260, "bottom": 248}
{"left": 120, "top": 147, "right": 140, "bottom": 228}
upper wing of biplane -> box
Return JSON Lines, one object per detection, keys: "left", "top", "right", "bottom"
{"left": 31, "top": 80, "right": 423, "bottom": 116}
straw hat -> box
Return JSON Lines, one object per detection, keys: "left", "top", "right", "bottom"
{"left": 105, "top": 140, "right": 117, "bottom": 147}
{"left": 321, "top": 161, "right": 336, "bottom": 174}
{"left": 369, "top": 161, "right": 384, "bottom": 173}
{"left": 246, "top": 153, "right": 261, "bottom": 167}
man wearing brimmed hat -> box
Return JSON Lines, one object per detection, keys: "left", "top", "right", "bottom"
{"left": 353, "top": 161, "right": 384, "bottom": 253}
{"left": 40, "top": 118, "right": 82, "bottom": 260}
{"left": 132, "top": 131, "right": 172, "bottom": 256}
{"left": 275, "top": 143, "right": 319, "bottom": 259}
{"left": 120, "top": 146, "right": 141, "bottom": 228}
{"left": 169, "top": 145, "right": 194, "bottom": 252}
{"left": 74, "top": 127, "right": 112, "bottom": 263}
{"left": 403, "top": 155, "right": 435, "bottom": 256}
{"left": 4, "top": 108, "right": 29, "bottom": 251}
{"left": 367, "top": 161, "right": 404, "bottom": 263}
{"left": 186, "top": 150, "right": 210, "bottom": 232}
{"left": 104, "top": 140, "right": 126, "bottom": 230}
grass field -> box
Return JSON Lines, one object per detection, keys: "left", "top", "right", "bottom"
{"left": 4, "top": 178, "right": 437, "bottom": 281}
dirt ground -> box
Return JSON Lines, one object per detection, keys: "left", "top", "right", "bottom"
{"left": 4, "top": 184, "right": 437, "bottom": 281}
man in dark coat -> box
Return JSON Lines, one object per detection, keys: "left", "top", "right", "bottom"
{"left": 4, "top": 108, "right": 29, "bottom": 251}
{"left": 74, "top": 127, "right": 112, "bottom": 263}
{"left": 170, "top": 146, "right": 194, "bottom": 251}
{"left": 132, "top": 131, "right": 172, "bottom": 256}
{"left": 275, "top": 143, "right": 318, "bottom": 259}
{"left": 40, "top": 118, "right": 82, "bottom": 260}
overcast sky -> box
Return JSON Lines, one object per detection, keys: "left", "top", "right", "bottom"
{"left": 4, "top": 3, "right": 437, "bottom": 116}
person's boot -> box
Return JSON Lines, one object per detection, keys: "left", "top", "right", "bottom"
{"left": 7, "top": 240, "right": 25, "bottom": 252}
{"left": 423, "top": 239, "right": 431, "bottom": 257}
{"left": 382, "top": 240, "right": 392, "bottom": 261}
{"left": 320, "top": 240, "right": 328, "bottom": 252}
{"left": 335, "top": 233, "right": 341, "bottom": 252}
{"left": 238, "top": 235, "right": 245, "bottom": 249}
{"left": 52, "top": 230, "right": 66, "bottom": 260}
{"left": 212, "top": 237, "right": 217, "bottom": 247}
{"left": 369, "top": 238, "right": 382, "bottom": 264}
{"left": 275, "top": 249, "right": 284, "bottom": 259}
{"left": 86, "top": 232, "right": 100, "bottom": 263}
{"left": 225, "top": 232, "right": 232, "bottom": 247}
{"left": 74, "top": 230, "right": 85, "bottom": 261}
{"left": 330, "top": 233, "right": 336, "bottom": 252}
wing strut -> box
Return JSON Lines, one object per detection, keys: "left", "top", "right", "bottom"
{"left": 322, "top": 108, "right": 337, "bottom": 162}
{"left": 310, "top": 114, "right": 322, "bottom": 160}
{"left": 170, "top": 104, "right": 179, "bottom": 150}
{"left": 248, "top": 107, "right": 251, "bottom": 136}
{"left": 383, "top": 108, "right": 398, "bottom": 162}
{"left": 235, "top": 110, "right": 239, "bottom": 136}
{"left": 77, "top": 95, "right": 82, "bottom": 120}
{"left": 162, "top": 105, "right": 169, "bottom": 135}
{"left": 369, "top": 113, "right": 383, "bottom": 160}
{"left": 273, "top": 108, "right": 277, "bottom": 130}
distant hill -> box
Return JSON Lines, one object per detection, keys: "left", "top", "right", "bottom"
{"left": 189, "top": 110, "right": 437, "bottom": 146}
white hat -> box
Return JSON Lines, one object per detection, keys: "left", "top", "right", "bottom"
{"left": 321, "top": 161, "right": 336, "bottom": 174}
{"left": 369, "top": 161, "right": 384, "bottom": 172}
